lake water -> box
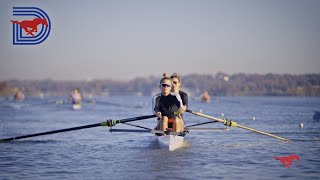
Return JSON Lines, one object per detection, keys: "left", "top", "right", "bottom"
{"left": 0, "top": 96, "right": 319, "bottom": 179}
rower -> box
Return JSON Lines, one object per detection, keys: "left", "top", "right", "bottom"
{"left": 69, "top": 88, "right": 82, "bottom": 104}
{"left": 152, "top": 73, "right": 183, "bottom": 133}
{"left": 14, "top": 89, "right": 25, "bottom": 101}
{"left": 201, "top": 90, "right": 210, "bottom": 102}
{"left": 170, "top": 73, "right": 188, "bottom": 132}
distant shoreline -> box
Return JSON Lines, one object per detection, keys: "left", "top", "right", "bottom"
{"left": 1, "top": 73, "right": 319, "bottom": 97}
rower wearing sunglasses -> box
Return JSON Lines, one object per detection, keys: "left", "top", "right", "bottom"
{"left": 152, "top": 73, "right": 184, "bottom": 133}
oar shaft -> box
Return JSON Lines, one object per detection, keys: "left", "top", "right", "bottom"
{"left": 187, "top": 110, "right": 290, "bottom": 142}
{"left": 0, "top": 114, "right": 156, "bottom": 142}
{"left": 101, "top": 115, "right": 157, "bottom": 126}
{"left": 236, "top": 125, "right": 289, "bottom": 142}
{"left": 0, "top": 123, "right": 101, "bottom": 142}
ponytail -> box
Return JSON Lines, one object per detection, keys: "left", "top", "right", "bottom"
{"left": 159, "top": 73, "right": 172, "bottom": 84}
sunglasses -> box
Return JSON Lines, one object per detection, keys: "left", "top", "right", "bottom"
{"left": 161, "top": 84, "right": 171, "bottom": 88}
{"left": 173, "top": 81, "right": 179, "bottom": 84}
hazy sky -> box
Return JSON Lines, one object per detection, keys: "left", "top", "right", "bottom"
{"left": 1, "top": 0, "right": 319, "bottom": 80}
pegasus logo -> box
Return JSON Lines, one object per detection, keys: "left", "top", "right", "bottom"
{"left": 11, "top": 18, "right": 48, "bottom": 37}
{"left": 273, "top": 154, "right": 300, "bottom": 168}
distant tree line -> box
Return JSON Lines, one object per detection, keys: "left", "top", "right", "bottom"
{"left": 1, "top": 73, "right": 319, "bottom": 97}
{"left": 183, "top": 73, "right": 320, "bottom": 96}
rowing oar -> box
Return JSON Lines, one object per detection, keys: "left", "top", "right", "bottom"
{"left": 0, "top": 114, "right": 156, "bottom": 142}
{"left": 186, "top": 110, "right": 290, "bottom": 142}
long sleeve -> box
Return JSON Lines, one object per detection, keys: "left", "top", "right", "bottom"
{"left": 152, "top": 93, "right": 161, "bottom": 114}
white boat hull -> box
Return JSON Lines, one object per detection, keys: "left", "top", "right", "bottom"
{"left": 72, "top": 104, "right": 82, "bottom": 110}
{"left": 157, "top": 135, "right": 184, "bottom": 151}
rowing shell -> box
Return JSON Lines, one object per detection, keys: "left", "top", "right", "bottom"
{"left": 157, "top": 135, "right": 184, "bottom": 151}
{"left": 72, "top": 104, "right": 82, "bottom": 110}
{"left": 109, "top": 128, "right": 187, "bottom": 151}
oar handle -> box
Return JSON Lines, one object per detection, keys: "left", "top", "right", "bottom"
{"left": 102, "top": 115, "right": 157, "bottom": 127}
{"left": 187, "top": 109, "right": 224, "bottom": 123}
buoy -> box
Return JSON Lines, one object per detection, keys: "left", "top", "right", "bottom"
{"left": 252, "top": 117, "right": 256, "bottom": 120}
{"left": 221, "top": 113, "right": 224, "bottom": 117}
{"left": 299, "top": 123, "right": 304, "bottom": 128}
{"left": 56, "top": 100, "right": 63, "bottom": 104}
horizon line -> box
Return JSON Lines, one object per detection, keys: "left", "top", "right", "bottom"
{"left": 1, "top": 72, "right": 319, "bottom": 82}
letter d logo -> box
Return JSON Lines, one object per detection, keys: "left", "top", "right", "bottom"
{"left": 11, "top": 7, "right": 51, "bottom": 45}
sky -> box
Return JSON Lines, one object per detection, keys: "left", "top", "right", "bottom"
{"left": 0, "top": 0, "right": 319, "bottom": 80}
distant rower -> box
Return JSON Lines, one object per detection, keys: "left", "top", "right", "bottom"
{"left": 201, "top": 90, "right": 210, "bottom": 103}
{"left": 70, "top": 88, "right": 82, "bottom": 105}
{"left": 14, "top": 89, "right": 25, "bottom": 101}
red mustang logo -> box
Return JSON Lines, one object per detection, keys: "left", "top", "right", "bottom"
{"left": 273, "top": 154, "right": 300, "bottom": 168}
{"left": 11, "top": 18, "right": 48, "bottom": 36}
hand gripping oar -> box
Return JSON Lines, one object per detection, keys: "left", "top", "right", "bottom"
{"left": 186, "top": 110, "right": 290, "bottom": 142}
{"left": 0, "top": 114, "right": 156, "bottom": 142}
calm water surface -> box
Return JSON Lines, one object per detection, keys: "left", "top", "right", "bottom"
{"left": 0, "top": 96, "right": 319, "bottom": 179}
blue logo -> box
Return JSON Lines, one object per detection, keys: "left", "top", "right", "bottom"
{"left": 11, "top": 7, "right": 51, "bottom": 45}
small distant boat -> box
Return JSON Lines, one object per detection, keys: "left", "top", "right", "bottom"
{"left": 72, "top": 104, "right": 82, "bottom": 110}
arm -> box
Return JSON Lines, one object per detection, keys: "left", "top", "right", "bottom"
{"left": 181, "top": 92, "right": 188, "bottom": 112}
{"left": 173, "top": 93, "right": 184, "bottom": 114}
{"left": 152, "top": 94, "right": 162, "bottom": 118}
{"left": 174, "top": 93, "right": 183, "bottom": 108}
